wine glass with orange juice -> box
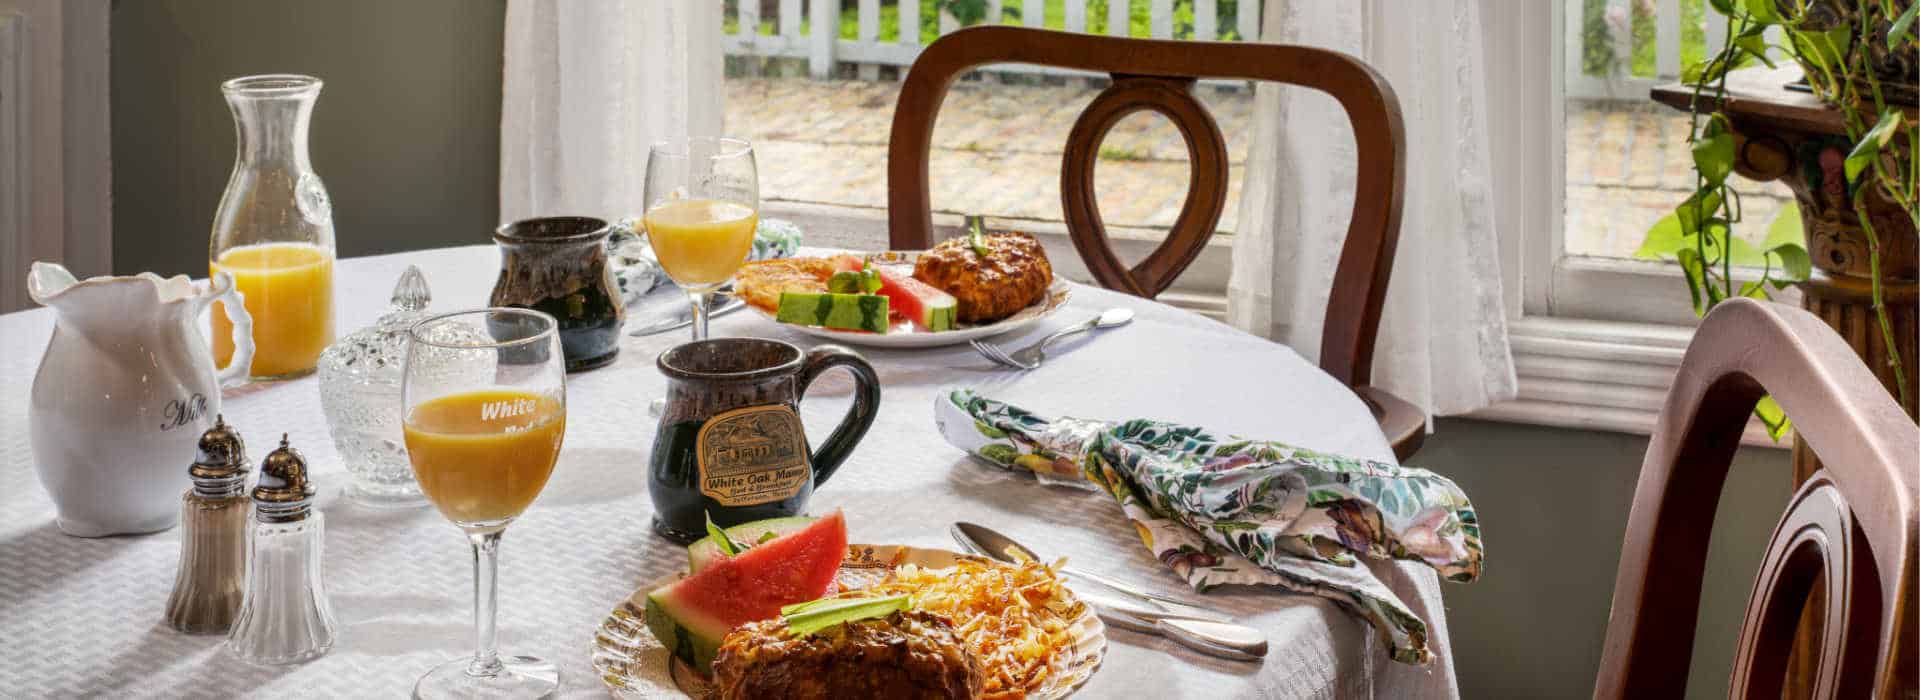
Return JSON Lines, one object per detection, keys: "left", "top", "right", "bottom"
{"left": 210, "top": 74, "right": 336, "bottom": 380}
{"left": 643, "top": 137, "right": 759, "bottom": 341}
{"left": 402, "top": 308, "right": 567, "bottom": 699}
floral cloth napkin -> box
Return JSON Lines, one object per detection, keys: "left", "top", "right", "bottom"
{"left": 934, "top": 389, "right": 1483, "bottom": 665}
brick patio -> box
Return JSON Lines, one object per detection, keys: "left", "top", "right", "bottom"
{"left": 726, "top": 78, "right": 1793, "bottom": 257}
{"left": 1564, "top": 101, "right": 1794, "bottom": 259}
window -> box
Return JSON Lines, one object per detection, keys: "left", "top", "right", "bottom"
{"left": 1511, "top": 0, "right": 1803, "bottom": 328}
{"left": 1479, "top": 0, "right": 1781, "bottom": 442}
{"left": 719, "top": 0, "right": 1258, "bottom": 313}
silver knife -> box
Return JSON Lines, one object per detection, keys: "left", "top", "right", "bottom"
{"left": 1073, "top": 592, "right": 1230, "bottom": 624}
{"left": 1076, "top": 592, "right": 1268, "bottom": 660}
{"left": 627, "top": 296, "right": 746, "bottom": 337}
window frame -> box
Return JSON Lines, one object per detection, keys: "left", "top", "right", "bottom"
{"left": 1478, "top": 0, "right": 1781, "bottom": 446}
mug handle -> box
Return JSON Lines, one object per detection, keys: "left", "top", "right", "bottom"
{"left": 794, "top": 344, "right": 880, "bottom": 489}
{"left": 209, "top": 271, "right": 255, "bottom": 387}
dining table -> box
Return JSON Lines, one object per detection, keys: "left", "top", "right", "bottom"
{"left": 0, "top": 244, "right": 1458, "bottom": 699}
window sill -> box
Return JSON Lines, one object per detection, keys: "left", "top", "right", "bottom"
{"left": 1471, "top": 314, "right": 1788, "bottom": 448}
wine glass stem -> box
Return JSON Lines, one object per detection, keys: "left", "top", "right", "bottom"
{"left": 687, "top": 289, "right": 712, "bottom": 341}
{"left": 467, "top": 530, "right": 505, "bottom": 677}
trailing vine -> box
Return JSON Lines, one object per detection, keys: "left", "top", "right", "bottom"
{"left": 1636, "top": 0, "right": 1918, "bottom": 437}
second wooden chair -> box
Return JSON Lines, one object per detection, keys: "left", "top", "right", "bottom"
{"left": 887, "top": 26, "right": 1422, "bottom": 460}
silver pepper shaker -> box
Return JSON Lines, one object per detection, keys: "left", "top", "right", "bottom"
{"left": 226, "top": 435, "right": 337, "bottom": 664}
{"left": 165, "top": 415, "right": 252, "bottom": 634}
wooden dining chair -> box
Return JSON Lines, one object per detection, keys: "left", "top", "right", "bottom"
{"left": 885, "top": 26, "right": 1424, "bottom": 461}
{"left": 1594, "top": 298, "right": 1918, "bottom": 698}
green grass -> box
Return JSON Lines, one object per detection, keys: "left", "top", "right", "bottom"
{"left": 723, "top": 0, "right": 1247, "bottom": 44}
{"left": 1097, "top": 145, "right": 1148, "bottom": 160}
{"left": 1582, "top": 0, "right": 1708, "bottom": 78}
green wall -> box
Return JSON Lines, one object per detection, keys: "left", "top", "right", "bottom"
{"left": 1424, "top": 417, "right": 1793, "bottom": 699}
{"left": 110, "top": 0, "right": 505, "bottom": 277}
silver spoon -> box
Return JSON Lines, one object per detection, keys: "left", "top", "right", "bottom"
{"left": 950, "top": 522, "right": 1268, "bottom": 661}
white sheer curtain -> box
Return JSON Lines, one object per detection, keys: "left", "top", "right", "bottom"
{"left": 500, "top": 0, "right": 723, "bottom": 223}
{"left": 1229, "top": 0, "right": 1516, "bottom": 420}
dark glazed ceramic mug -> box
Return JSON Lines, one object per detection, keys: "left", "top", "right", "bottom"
{"left": 490, "top": 216, "right": 625, "bottom": 372}
{"left": 648, "top": 338, "right": 880, "bottom": 543}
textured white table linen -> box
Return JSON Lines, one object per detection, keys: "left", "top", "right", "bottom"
{"left": 0, "top": 245, "right": 1457, "bottom": 699}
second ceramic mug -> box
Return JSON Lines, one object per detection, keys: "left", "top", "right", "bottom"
{"left": 648, "top": 337, "right": 880, "bottom": 543}
{"left": 490, "top": 216, "right": 626, "bottom": 372}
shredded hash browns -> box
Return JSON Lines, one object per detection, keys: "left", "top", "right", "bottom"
{"left": 852, "top": 555, "right": 1084, "bottom": 700}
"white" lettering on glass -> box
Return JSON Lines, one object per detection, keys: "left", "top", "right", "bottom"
{"left": 480, "top": 398, "right": 538, "bottom": 422}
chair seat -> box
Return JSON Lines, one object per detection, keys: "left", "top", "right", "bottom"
{"left": 1356, "top": 385, "right": 1424, "bottom": 463}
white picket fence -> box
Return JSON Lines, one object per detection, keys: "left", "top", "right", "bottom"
{"left": 724, "top": 0, "right": 1263, "bottom": 81}
{"left": 1564, "top": 0, "right": 1784, "bottom": 101}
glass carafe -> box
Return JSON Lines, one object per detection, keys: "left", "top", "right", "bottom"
{"left": 210, "top": 74, "right": 337, "bottom": 380}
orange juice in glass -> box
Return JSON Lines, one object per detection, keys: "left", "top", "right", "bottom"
{"left": 643, "top": 199, "right": 758, "bottom": 288}
{"left": 401, "top": 307, "right": 567, "bottom": 697}
{"left": 403, "top": 389, "right": 565, "bottom": 526}
{"left": 644, "top": 137, "right": 757, "bottom": 341}
{"left": 211, "top": 243, "right": 335, "bottom": 379}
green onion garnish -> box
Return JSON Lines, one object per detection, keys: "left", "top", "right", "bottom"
{"left": 780, "top": 594, "right": 913, "bottom": 636}
{"left": 704, "top": 512, "right": 744, "bottom": 556}
{"left": 966, "top": 216, "right": 992, "bottom": 259}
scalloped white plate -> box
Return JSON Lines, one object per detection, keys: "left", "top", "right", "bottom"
{"left": 743, "top": 251, "right": 1073, "bottom": 349}
{"left": 591, "top": 544, "right": 1107, "bottom": 699}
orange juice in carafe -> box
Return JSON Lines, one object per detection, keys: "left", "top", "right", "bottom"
{"left": 210, "top": 74, "right": 336, "bottom": 380}
{"left": 211, "top": 242, "right": 335, "bottom": 378}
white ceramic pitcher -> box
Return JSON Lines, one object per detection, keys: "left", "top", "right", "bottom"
{"left": 26, "top": 262, "right": 255, "bottom": 537}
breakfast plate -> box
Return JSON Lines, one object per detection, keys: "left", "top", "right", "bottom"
{"left": 741, "top": 249, "right": 1074, "bottom": 349}
{"left": 591, "top": 544, "right": 1108, "bottom": 699}
{"left": 748, "top": 279, "right": 1072, "bottom": 349}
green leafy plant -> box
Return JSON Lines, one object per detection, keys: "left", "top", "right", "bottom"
{"left": 1637, "top": 0, "right": 1920, "bottom": 439}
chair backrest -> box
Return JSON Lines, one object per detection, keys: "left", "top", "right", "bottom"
{"left": 887, "top": 26, "right": 1405, "bottom": 390}
{"left": 1595, "top": 298, "right": 1918, "bottom": 698}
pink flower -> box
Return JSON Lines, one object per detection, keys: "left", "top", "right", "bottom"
{"left": 1202, "top": 454, "right": 1258, "bottom": 473}
{"left": 1400, "top": 507, "right": 1455, "bottom": 559}
{"left": 1158, "top": 548, "right": 1219, "bottom": 573}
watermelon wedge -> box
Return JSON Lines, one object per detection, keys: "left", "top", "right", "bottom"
{"left": 686, "top": 515, "right": 817, "bottom": 574}
{"left": 775, "top": 292, "right": 890, "bottom": 333}
{"left": 643, "top": 510, "right": 848, "bottom": 675}
{"left": 873, "top": 267, "right": 958, "bottom": 331}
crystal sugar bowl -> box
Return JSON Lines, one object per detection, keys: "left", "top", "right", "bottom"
{"left": 317, "top": 266, "right": 433, "bottom": 507}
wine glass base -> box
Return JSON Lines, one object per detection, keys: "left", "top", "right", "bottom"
{"left": 413, "top": 655, "right": 559, "bottom": 700}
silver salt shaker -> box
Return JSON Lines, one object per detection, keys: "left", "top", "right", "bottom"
{"left": 227, "top": 435, "right": 337, "bottom": 664}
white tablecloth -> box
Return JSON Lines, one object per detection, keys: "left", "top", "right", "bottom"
{"left": 0, "top": 245, "right": 1456, "bottom": 699}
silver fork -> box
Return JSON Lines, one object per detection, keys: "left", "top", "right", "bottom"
{"left": 969, "top": 338, "right": 1027, "bottom": 369}
{"left": 970, "top": 308, "right": 1134, "bottom": 370}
